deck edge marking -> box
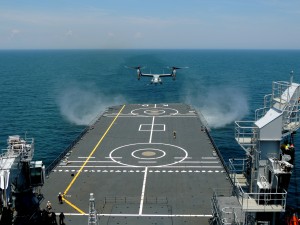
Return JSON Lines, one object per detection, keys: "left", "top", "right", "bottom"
{"left": 63, "top": 104, "right": 126, "bottom": 214}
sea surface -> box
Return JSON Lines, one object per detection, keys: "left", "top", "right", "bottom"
{"left": 0, "top": 49, "right": 300, "bottom": 208}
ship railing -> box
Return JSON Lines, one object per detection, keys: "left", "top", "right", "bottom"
{"left": 0, "top": 148, "right": 33, "bottom": 162}
{"left": 282, "top": 104, "right": 300, "bottom": 133}
{"left": 45, "top": 107, "right": 108, "bottom": 176}
{"left": 255, "top": 94, "right": 273, "bottom": 121}
{"left": 0, "top": 148, "right": 23, "bottom": 158}
{"left": 234, "top": 121, "right": 258, "bottom": 152}
{"left": 236, "top": 184, "right": 287, "bottom": 212}
{"left": 205, "top": 127, "right": 231, "bottom": 178}
{"left": 0, "top": 149, "right": 13, "bottom": 158}
{"left": 255, "top": 107, "right": 268, "bottom": 121}
{"left": 212, "top": 189, "right": 244, "bottom": 225}
{"left": 0, "top": 137, "right": 34, "bottom": 160}
{"left": 221, "top": 207, "right": 243, "bottom": 225}
{"left": 272, "top": 81, "right": 291, "bottom": 110}
{"left": 229, "top": 158, "right": 247, "bottom": 173}
{"left": 45, "top": 126, "right": 90, "bottom": 176}
{"left": 228, "top": 158, "right": 248, "bottom": 187}
{"left": 264, "top": 93, "right": 273, "bottom": 109}
{"left": 272, "top": 81, "right": 300, "bottom": 133}
{"left": 195, "top": 108, "right": 211, "bottom": 132}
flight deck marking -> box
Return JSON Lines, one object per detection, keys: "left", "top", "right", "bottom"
{"left": 132, "top": 148, "right": 166, "bottom": 160}
{"left": 68, "top": 161, "right": 116, "bottom": 163}
{"left": 78, "top": 156, "right": 95, "bottom": 159}
{"left": 139, "top": 124, "right": 165, "bottom": 131}
{"left": 179, "top": 161, "right": 219, "bottom": 164}
{"left": 149, "top": 116, "right": 155, "bottom": 143}
{"left": 139, "top": 167, "right": 148, "bottom": 215}
{"left": 62, "top": 104, "right": 126, "bottom": 214}
{"left": 54, "top": 169, "right": 225, "bottom": 173}
{"left": 131, "top": 107, "right": 179, "bottom": 116}
{"left": 144, "top": 109, "right": 166, "bottom": 115}
{"left": 109, "top": 143, "right": 188, "bottom": 167}
{"left": 57, "top": 165, "right": 222, "bottom": 169}
{"left": 174, "top": 157, "right": 192, "bottom": 159}
{"left": 56, "top": 212, "right": 212, "bottom": 217}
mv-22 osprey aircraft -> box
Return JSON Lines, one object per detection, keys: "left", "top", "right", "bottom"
{"left": 127, "top": 66, "right": 187, "bottom": 85}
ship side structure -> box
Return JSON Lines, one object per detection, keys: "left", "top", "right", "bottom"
{"left": 0, "top": 135, "right": 45, "bottom": 224}
{"left": 212, "top": 72, "right": 300, "bottom": 225}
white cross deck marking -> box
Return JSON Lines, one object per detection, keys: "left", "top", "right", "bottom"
{"left": 139, "top": 124, "right": 165, "bottom": 131}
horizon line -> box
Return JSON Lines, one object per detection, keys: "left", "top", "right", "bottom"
{"left": 1, "top": 48, "right": 300, "bottom": 51}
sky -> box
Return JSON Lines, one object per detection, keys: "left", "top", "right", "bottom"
{"left": 0, "top": 0, "right": 300, "bottom": 49}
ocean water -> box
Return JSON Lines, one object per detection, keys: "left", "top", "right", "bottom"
{"left": 0, "top": 49, "right": 300, "bottom": 208}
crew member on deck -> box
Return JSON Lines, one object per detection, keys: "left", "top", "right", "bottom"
{"left": 58, "top": 192, "right": 63, "bottom": 204}
{"left": 46, "top": 201, "right": 52, "bottom": 211}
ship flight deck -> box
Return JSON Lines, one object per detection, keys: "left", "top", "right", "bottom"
{"left": 41, "top": 103, "right": 232, "bottom": 225}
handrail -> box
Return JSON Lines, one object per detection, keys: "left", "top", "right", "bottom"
{"left": 236, "top": 185, "right": 287, "bottom": 212}
{"left": 214, "top": 187, "right": 287, "bottom": 214}
{"left": 45, "top": 107, "right": 109, "bottom": 176}
{"left": 45, "top": 126, "right": 89, "bottom": 176}
{"left": 205, "top": 127, "right": 232, "bottom": 183}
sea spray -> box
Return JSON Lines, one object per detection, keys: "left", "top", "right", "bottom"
{"left": 185, "top": 85, "right": 249, "bottom": 128}
{"left": 58, "top": 85, "right": 125, "bottom": 125}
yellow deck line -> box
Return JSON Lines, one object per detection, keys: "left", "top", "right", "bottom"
{"left": 63, "top": 105, "right": 126, "bottom": 214}
{"left": 63, "top": 197, "right": 85, "bottom": 215}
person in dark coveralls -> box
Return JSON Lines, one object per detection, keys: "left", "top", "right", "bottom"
{"left": 58, "top": 192, "right": 63, "bottom": 204}
{"left": 59, "top": 212, "right": 65, "bottom": 225}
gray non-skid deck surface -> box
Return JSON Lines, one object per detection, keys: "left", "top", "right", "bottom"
{"left": 42, "top": 103, "right": 232, "bottom": 225}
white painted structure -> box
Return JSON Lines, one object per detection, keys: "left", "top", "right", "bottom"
{"left": 212, "top": 72, "right": 300, "bottom": 225}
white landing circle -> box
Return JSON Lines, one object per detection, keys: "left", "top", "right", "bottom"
{"left": 131, "top": 107, "right": 178, "bottom": 117}
{"left": 109, "top": 143, "right": 188, "bottom": 167}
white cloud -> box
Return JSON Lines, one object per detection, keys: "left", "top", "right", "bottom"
{"left": 134, "top": 32, "right": 142, "bottom": 39}
{"left": 65, "top": 29, "right": 73, "bottom": 37}
{"left": 10, "top": 29, "right": 21, "bottom": 38}
{"left": 0, "top": 1, "right": 300, "bottom": 49}
{"left": 107, "top": 32, "right": 115, "bottom": 38}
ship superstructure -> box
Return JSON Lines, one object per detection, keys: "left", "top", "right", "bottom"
{"left": 212, "top": 72, "right": 300, "bottom": 225}
{"left": 0, "top": 135, "right": 45, "bottom": 224}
